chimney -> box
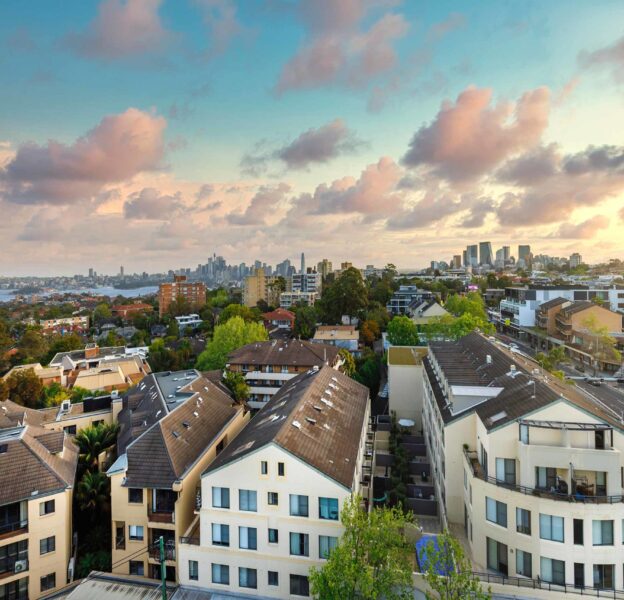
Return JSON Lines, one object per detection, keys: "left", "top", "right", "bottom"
{"left": 85, "top": 343, "right": 100, "bottom": 359}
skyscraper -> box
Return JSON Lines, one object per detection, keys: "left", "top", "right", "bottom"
{"left": 518, "top": 245, "right": 531, "bottom": 264}
{"left": 120, "top": 265, "right": 124, "bottom": 277}
{"left": 300, "top": 252, "right": 305, "bottom": 275}
{"left": 317, "top": 259, "right": 332, "bottom": 279}
{"left": 479, "top": 241, "right": 493, "bottom": 266}
{"left": 466, "top": 245, "right": 478, "bottom": 267}
{"left": 502, "top": 246, "right": 511, "bottom": 262}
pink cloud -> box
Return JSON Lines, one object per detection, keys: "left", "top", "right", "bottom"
{"left": 552, "top": 216, "right": 609, "bottom": 239}
{"left": 227, "top": 183, "right": 291, "bottom": 225}
{"left": 402, "top": 86, "right": 550, "bottom": 181}
{"left": 124, "top": 187, "right": 183, "bottom": 220}
{"left": 1, "top": 108, "right": 166, "bottom": 204}
{"left": 579, "top": 35, "right": 624, "bottom": 84}
{"left": 194, "top": 0, "right": 245, "bottom": 59}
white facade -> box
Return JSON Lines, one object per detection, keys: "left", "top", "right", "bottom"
{"left": 279, "top": 292, "right": 317, "bottom": 309}
{"left": 175, "top": 314, "right": 203, "bottom": 331}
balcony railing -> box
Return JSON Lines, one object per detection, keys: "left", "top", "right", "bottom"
{"left": 148, "top": 510, "right": 175, "bottom": 524}
{"left": 179, "top": 536, "right": 199, "bottom": 545}
{"left": 0, "top": 558, "right": 28, "bottom": 577}
{"left": 463, "top": 449, "right": 622, "bottom": 504}
{"left": 0, "top": 520, "right": 28, "bottom": 537}
{"left": 148, "top": 542, "right": 176, "bottom": 561}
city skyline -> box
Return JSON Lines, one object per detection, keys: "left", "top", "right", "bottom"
{"left": 1, "top": 1, "right": 624, "bottom": 275}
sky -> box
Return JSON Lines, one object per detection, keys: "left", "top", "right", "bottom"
{"left": 1, "top": 0, "right": 624, "bottom": 276}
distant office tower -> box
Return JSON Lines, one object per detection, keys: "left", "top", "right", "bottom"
{"left": 495, "top": 248, "right": 504, "bottom": 264}
{"left": 340, "top": 262, "right": 353, "bottom": 271}
{"left": 158, "top": 275, "right": 206, "bottom": 317}
{"left": 462, "top": 250, "right": 468, "bottom": 267}
{"left": 120, "top": 266, "right": 124, "bottom": 277}
{"left": 467, "top": 245, "right": 478, "bottom": 267}
{"left": 317, "top": 259, "right": 333, "bottom": 279}
{"left": 502, "top": 246, "right": 511, "bottom": 262}
{"left": 453, "top": 255, "right": 462, "bottom": 269}
{"left": 300, "top": 252, "right": 306, "bottom": 275}
{"left": 518, "top": 245, "right": 531, "bottom": 265}
{"left": 88, "top": 268, "right": 94, "bottom": 278}
{"left": 570, "top": 252, "right": 583, "bottom": 268}
{"left": 479, "top": 241, "right": 493, "bottom": 266}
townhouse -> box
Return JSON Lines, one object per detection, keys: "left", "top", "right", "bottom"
{"left": 226, "top": 340, "right": 341, "bottom": 410}
{"left": 311, "top": 326, "right": 359, "bottom": 353}
{"left": 178, "top": 365, "right": 372, "bottom": 598}
{"left": 422, "top": 332, "right": 624, "bottom": 591}
{"left": 107, "top": 370, "right": 249, "bottom": 584}
{"left": 0, "top": 423, "right": 78, "bottom": 599}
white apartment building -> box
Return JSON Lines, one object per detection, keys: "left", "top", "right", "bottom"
{"left": 279, "top": 291, "right": 317, "bottom": 309}
{"left": 175, "top": 314, "right": 203, "bottom": 331}
{"left": 423, "top": 332, "right": 624, "bottom": 592}
{"left": 500, "top": 285, "right": 624, "bottom": 327}
{"left": 178, "top": 365, "right": 372, "bottom": 599}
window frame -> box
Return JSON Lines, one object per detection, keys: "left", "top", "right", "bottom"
{"left": 319, "top": 497, "right": 339, "bottom": 520}
{"left": 486, "top": 497, "right": 507, "bottom": 528}
{"left": 40, "top": 536, "right": 56, "bottom": 555}
{"left": 539, "top": 514, "right": 564, "bottom": 543}
{"left": 128, "top": 525, "right": 144, "bottom": 541}
{"left": 239, "top": 489, "right": 258, "bottom": 512}
{"left": 211, "top": 523, "right": 230, "bottom": 547}
{"left": 239, "top": 526, "right": 257, "bottom": 550}
{"left": 211, "top": 563, "right": 230, "bottom": 585}
{"left": 212, "top": 487, "right": 230, "bottom": 509}
{"left": 516, "top": 507, "right": 531, "bottom": 535}
{"left": 289, "top": 494, "right": 309, "bottom": 517}
{"left": 39, "top": 499, "right": 55, "bottom": 516}
{"left": 188, "top": 560, "right": 199, "bottom": 581}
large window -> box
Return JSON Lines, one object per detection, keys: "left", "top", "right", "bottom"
{"left": 129, "top": 561, "right": 144, "bottom": 576}
{"left": 40, "top": 536, "right": 55, "bottom": 555}
{"left": 39, "top": 500, "right": 55, "bottom": 516}
{"left": 319, "top": 497, "right": 339, "bottom": 520}
{"left": 486, "top": 497, "right": 507, "bottom": 528}
{"left": 212, "top": 487, "right": 230, "bottom": 509}
{"left": 290, "top": 574, "right": 310, "bottom": 597}
{"left": 536, "top": 467, "right": 556, "bottom": 490}
{"left": 290, "top": 533, "right": 309, "bottom": 557}
{"left": 539, "top": 514, "right": 564, "bottom": 542}
{"left": 129, "top": 525, "right": 144, "bottom": 541}
{"left": 188, "top": 560, "right": 198, "bottom": 581}
{"left": 592, "top": 520, "right": 614, "bottom": 546}
{"left": 495, "top": 458, "right": 516, "bottom": 485}
{"left": 128, "top": 488, "right": 143, "bottom": 503}
{"left": 516, "top": 550, "right": 532, "bottom": 578}
{"left": 239, "top": 567, "right": 257, "bottom": 589}
{"left": 486, "top": 537, "right": 508, "bottom": 575}
{"left": 239, "top": 490, "right": 257, "bottom": 512}
{"left": 212, "top": 523, "right": 230, "bottom": 547}
{"left": 593, "top": 564, "right": 614, "bottom": 590}
{"left": 0, "top": 540, "right": 27, "bottom": 576}
{"left": 319, "top": 535, "right": 338, "bottom": 559}
{"left": 212, "top": 564, "right": 229, "bottom": 585}
{"left": 516, "top": 508, "right": 531, "bottom": 535}
{"left": 239, "top": 527, "right": 257, "bottom": 550}
{"left": 290, "top": 495, "right": 309, "bottom": 517}
{"left": 40, "top": 573, "right": 56, "bottom": 592}
{"left": 541, "top": 557, "right": 565, "bottom": 585}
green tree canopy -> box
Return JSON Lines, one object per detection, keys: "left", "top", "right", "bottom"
{"left": 317, "top": 267, "right": 368, "bottom": 323}
{"left": 43, "top": 333, "right": 83, "bottom": 364}
{"left": 41, "top": 382, "right": 70, "bottom": 408}
{"left": 219, "top": 304, "right": 262, "bottom": 324}
{"left": 223, "top": 370, "right": 250, "bottom": 403}
{"left": 76, "top": 470, "right": 110, "bottom": 513}
{"left": 196, "top": 316, "right": 268, "bottom": 370}
{"left": 309, "top": 494, "right": 414, "bottom": 600}
{"left": 73, "top": 422, "right": 120, "bottom": 472}
{"left": 294, "top": 305, "right": 318, "bottom": 340}
{"left": 6, "top": 368, "right": 43, "bottom": 408}
{"left": 17, "top": 329, "right": 48, "bottom": 362}
{"left": 387, "top": 316, "right": 420, "bottom": 346}
{"left": 93, "top": 303, "right": 112, "bottom": 322}
{"left": 338, "top": 348, "right": 356, "bottom": 376}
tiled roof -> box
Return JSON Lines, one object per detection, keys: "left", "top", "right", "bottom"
{"left": 262, "top": 308, "right": 295, "bottom": 320}
{"left": 537, "top": 297, "right": 569, "bottom": 311}
{"left": 559, "top": 300, "right": 596, "bottom": 316}
{"left": 205, "top": 365, "right": 369, "bottom": 489}
{"left": 227, "top": 339, "right": 339, "bottom": 367}
{"left": 0, "top": 399, "right": 48, "bottom": 428}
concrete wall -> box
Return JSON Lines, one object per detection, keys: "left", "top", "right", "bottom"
{"left": 388, "top": 359, "right": 424, "bottom": 429}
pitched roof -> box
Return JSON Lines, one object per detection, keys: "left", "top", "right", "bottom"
{"left": 0, "top": 399, "right": 47, "bottom": 428}
{"left": 262, "top": 308, "right": 295, "bottom": 321}
{"left": 0, "top": 424, "right": 78, "bottom": 505}
{"left": 205, "top": 365, "right": 369, "bottom": 489}
{"left": 559, "top": 300, "right": 596, "bottom": 316}
{"left": 313, "top": 326, "right": 359, "bottom": 341}
{"left": 227, "top": 339, "right": 339, "bottom": 367}
{"left": 538, "top": 297, "right": 569, "bottom": 311}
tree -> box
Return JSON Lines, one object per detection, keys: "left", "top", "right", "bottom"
{"left": 360, "top": 320, "right": 380, "bottom": 346}
{"left": 76, "top": 551, "right": 111, "bottom": 579}
{"left": 219, "top": 304, "right": 262, "bottom": 324}
{"left": 196, "top": 316, "right": 268, "bottom": 371}
{"left": 43, "top": 333, "right": 83, "bottom": 363}
{"left": 0, "top": 378, "right": 8, "bottom": 401}
{"left": 338, "top": 348, "right": 356, "bottom": 376}
{"left": 93, "top": 303, "right": 112, "bottom": 322}
{"left": 421, "top": 530, "right": 490, "bottom": 600}
{"left": 41, "top": 382, "right": 70, "bottom": 407}
{"left": 76, "top": 470, "right": 110, "bottom": 512}
{"left": 317, "top": 268, "right": 368, "bottom": 323}
{"left": 70, "top": 386, "right": 107, "bottom": 404}
{"left": 309, "top": 494, "right": 414, "bottom": 600}
{"left": 352, "top": 350, "right": 382, "bottom": 397}
{"left": 294, "top": 305, "right": 317, "bottom": 340}
{"left": 581, "top": 314, "right": 622, "bottom": 373}
{"left": 73, "top": 423, "right": 119, "bottom": 472}
{"left": 223, "top": 370, "right": 250, "bottom": 403}
{"left": 6, "top": 368, "right": 43, "bottom": 408}
{"left": 387, "top": 316, "right": 420, "bottom": 346}
{"left": 17, "top": 329, "right": 48, "bottom": 362}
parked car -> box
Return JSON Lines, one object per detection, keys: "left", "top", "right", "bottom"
{"left": 575, "top": 365, "right": 585, "bottom": 373}
{"left": 589, "top": 379, "right": 602, "bottom": 387}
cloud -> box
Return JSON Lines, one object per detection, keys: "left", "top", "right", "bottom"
{"left": 563, "top": 145, "right": 624, "bottom": 174}
{"left": 496, "top": 144, "right": 559, "bottom": 186}
{"left": 578, "top": 35, "right": 624, "bottom": 84}
{"left": 275, "top": 0, "right": 408, "bottom": 94}
{"left": 63, "top": 0, "right": 171, "bottom": 61}
{"left": 386, "top": 190, "right": 461, "bottom": 229}
{"left": 1, "top": 108, "right": 166, "bottom": 204}
{"left": 123, "top": 187, "right": 183, "bottom": 219}
{"left": 194, "top": 0, "right": 245, "bottom": 59}
{"left": 226, "top": 183, "right": 291, "bottom": 225}
{"left": 552, "top": 216, "right": 610, "bottom": 239}
{"left": 426, "top": 12, "right": 466, "bottom": 43}
{"left": 402, "top": 86, "right": 550, "bottom": 181}
{"left": 459, "top": 196, "right": 496, "bottom": 228}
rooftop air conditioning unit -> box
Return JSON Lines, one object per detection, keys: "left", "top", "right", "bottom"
{"left": 14, "top": 560, "right": 28, "bottom": 574}
{"left": 61, "top": 400, "right": 71, "bottom": 412}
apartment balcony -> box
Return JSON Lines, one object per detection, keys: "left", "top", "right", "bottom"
{"left": 148, "top": 543, "right": 176, "bottom": 561}
{"left": 148, "top": 509, "right": 175, "bottom": 524}
{"left": 244, "top": 371, "right": 292, "bottom": 381}
{"left": 0, "top": 558, "right": 28, "bottom": 580}
{"left": 148, "top": 490, "right": 176, "bottom": 525}
{"left": 179, "top": 516, "right": 200, "bottom": 546}
{"left": 0, "top": 520, "right": 28, "bottom": 541}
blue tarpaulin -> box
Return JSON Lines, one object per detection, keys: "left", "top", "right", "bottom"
{"left": 415, "top": 535, "right": 454, "bottom": 575}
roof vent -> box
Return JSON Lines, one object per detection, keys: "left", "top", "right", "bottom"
{"left": 292, "top": 420, "right": 302, "bottom": 429}
{"left": 510, "top": 364, "right": 516, "bottom": 372}
{"left": 313, "top": 405, "right": 322, "bottom": 412}
{"left": 155, "top": 410, "right": 162, "bottom": 417}
{"left": 321, "top": 398, "right": 333, "bottom": 407}
{"left": 324, "top": 389, "right": 332, "bottom": 396}
{"left": 305, "top": 417, "right": 317, "bottom": 425}
{"left": 489, "top": 411, "right": 507, "bottom": 424}
{"left": 323, "top": 423, "right": 330, "bottom": 430}
{"left": 182, "top": 421, "right": 190, "bottom": 429}
{"left": 486, "top": 355, "right": 492, "bottom": 364}
{"left": 193, "top": 411, "right": 199, "bottom": 417}
{"left": 172, "top": 431, "right": 180, "bottom": 438}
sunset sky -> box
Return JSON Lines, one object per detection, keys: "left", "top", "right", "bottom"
{"left": 1, "top": 0, "right": 624, "bottom": 275}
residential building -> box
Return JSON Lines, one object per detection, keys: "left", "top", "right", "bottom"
{"left": 535, "top": 298, "right": 569, "bottom": 335}
{"left": 158, "top": 276, "right": 206, "bottom": 317}
{"left": 387, "top": 346, "right": 427, "bottom": 430}
{"left": 479, "top": 242, "right": 493, "bottom": 266}
{"left": 386, "top": 286, "right": 433, "bottom": 315}
{"left": 111, "top": 303, "right": 154, "bottom": 320}
{"left": 0, "top": 423, "right": 78, "bottom": 599}
{"left": 570, "top": 253, "right": 583, "bottom": 268}
{"left": 262, "top": 308, "right": 295, "bottom": 332}
{"left": 290, "top": 271, "right": 322, "bottom": 295}
{"left": 39, "top": 316, "right": 89, "bottom": 336}
{"left": 279, "top": 291, "right": 317, "bottom": 309}
{"left": 409, "top": 300, "right": 449, "bottom": 325}
{"left": 107, "top": 370, "right": 249, "bottom": 584}
{"left": 316, "top": 259, "right": 332, "bottom": 280}
{"left": 423, "top": 332, "right": 624, "bottom": 590}
{"left": 311, "top": 325, "right": 359, "bottom": 352}
{"left": 243, "top": 268, "right": 278, "bottom": 308}
{"left": 227, "top": 340, "right": 341, "bottom": 410}
{"left": 2, "top": 363, "right": 63, "bottom": 386}
{"left": 175, "top": 314, "right": 203, "bottom": 332}
{"left": 178, "top": 365, "right": 372, "bottom": 598}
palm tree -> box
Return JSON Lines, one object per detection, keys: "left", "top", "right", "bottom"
{"left": 73, "top": 423, "right": 119, "bottom": 471}
{"left": 76, "top": 471, "right": 110, "bottom": 513}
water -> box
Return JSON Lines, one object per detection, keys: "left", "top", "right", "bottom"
{"left": 0, "top": 285, "right": 159, "bottom": 303}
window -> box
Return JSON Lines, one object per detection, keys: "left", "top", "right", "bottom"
{"left": 516, "top": 550, "right": 532, "bottom": 577}
{"left": 188, "top": 560, "right": 198, "bottom": 581}
{"left": 319, "top": 497, "right": 339, "bottom": 520}
{"left": 289, "top": 495, "right": 309, "bottom": 517}
{"left": 520, "top": 423, "right": 529, "bottom": 444}
{"left": 239, "top": 527, "right": 257, "bottom": 550}
{"left": 268, "top": 571, "right": 279, "bottom": 586}
{"left": 593, "top": 564, "right": 614, "bottom": 590}
{"left": 0, "top": 540, "right": 27, "bottom": 576}
{"left": 539, "top": 514, "right": 564, "bottom": 542}
{"left": 212, "top": 487, "right": 230, "bottom": 509}
{"left": 40, "top": 536, "right": 55, "bottom": 555}
{"left": 486, "top": 537, "right": 508, "bottom": 575}
{"left": 239, "top": 567, "right": 257, "bottom": 589}
{"left": 129, "top": 525, "right": 144, "bottom": 541}
{"left": 486, "top": 497, "right": 507, "bottom": 528}
{"left": 40, "top": 500, "right": 55, "bottom": 516}
{"left": 574, "top": 519, "right": 584, "bottom": 545}
{"left": 290, "top": 574, "right": 310, "bottom": 596}
{"left": 64, "top": 425, "right": 77, "bottom": 435}
{"left": 268, "top": 492, "right": 279, "bottom": 506}
{"left": 268, "top": 528, "right": 279, "bottom": 544}
{"left": 278, "top": 462, "right": 285, "bottom": 476}
{"left": 290, "top": 532, "right": 309, "bottom": 557}
{"left": 261, "top": 461, "right": 268, "bottom": 475}
{"left": 574, "top": 563, "right": 584, "bottom": 588}
{"left": 129, "top": 561, "right": 144, "bottom": 576}
{"left": 128, "top": 488, "right": 143, "bottom": 503}
{"left": 239, "top": 490, "right": 257, "bottom": 512}
{"left": 319, "top": 535, "right": 338, "bottom": 559}
{"left": 495, "top": 458, "right": 516, "bottom": 485}
{"left": 596, "top": 471, "right": 607, "bottom": 496}
{"left": 212, "top": 524, "right": 230, "bottom": 547}
{"left": 592, "top": 520, "right": 614, "bottom": 546}
{"left": 516, "top": 508, "right": 531, "bottom": 535}
{"left": 41, "top": 573, "right": 56, "bottom": 592}
{"left": 212, "top": 563, "right": 229, "bottom": 585}
{"left": 215, "top": 437, "right": 225, "bottom": 455}
{"left": 540, "top": 557, "right": 565, "bottom": 585}
{"left": 536, "top": 467, "right": 556, "bottom": 490}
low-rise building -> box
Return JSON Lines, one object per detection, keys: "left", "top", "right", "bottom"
{"left": 386, "top": 286, "right": 433, "bottom": 315}
{"left": 279, "top": 291, "right": 317, "bottom": 309}
{"left": 0, "top": 423, "right": 78, "bottom": 600}
{"left": 311, "top": 325, "right": 359, "bottom": 352}
{"left": 112, "top": 303, "right": 154, "bottom": 320}
{"left": 39, "top": 315, "right": 89, "bottom": 336}
{"left": 262, "top": 308, "right": 295, "bottom": 332}
{"left": 107, "top": 370, "right": 249, "bottom": 584}
{"left": 2, "top": 363, "right": 63, "bottom": 386}
{"left": 243, "top": 269, "right": 279, "bottom": 308}
{"left": 158, "top": 276, "right": 206, "bottom": 318}
{"left": 178, "top": 365, "right": 372, "bottom": 598}
{"left": 408, "top": 300, "right": 449, "bottom": 325}
{"left": 227, "top": 340, "right": 341, "bottom": 410}
{"left": 175, "top": 314, "right": 203, "bottom": 332}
